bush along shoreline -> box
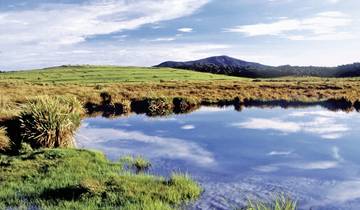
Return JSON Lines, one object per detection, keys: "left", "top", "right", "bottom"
{"left": 0, "top": 96, "right": 202, "bottom": 210}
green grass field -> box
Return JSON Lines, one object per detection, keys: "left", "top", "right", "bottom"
{"left": 0, "top": 65, "right": 242, "bottom": 84}
{"left": 0, "top": 149, "right": 201, "bottom": 209}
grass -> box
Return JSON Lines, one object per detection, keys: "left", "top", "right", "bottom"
{"left": 1, "top": 79, "right": 360, "bottom": 120}
{"left": 19, "top": 96, "right": 84, "bottom": 148}
{"left": 245, "top": 195, "right": 297, "bottom": 210}
{"left": 120, "top": 155, "right": 152, "bottom": 173}
{"left": 0, "top": 127, "right": 10, "bottom": 152}
{"left": 1, "top": 65, "right": 360, "bottom": 120}
{"left": 0, "top": 149, "right": 202, "bottom": 210}
{"left": 0, "top": 65, "right": 241, "bottom": 84}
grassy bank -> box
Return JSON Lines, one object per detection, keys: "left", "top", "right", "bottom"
{"left": 0, "top": 96, "right": 201, "bottom": 209}
{"left": 0, "top": 149, "right": 201, "bottom": 210}
{"left": 1, "top": 65, "right": 360, "bottom": 119}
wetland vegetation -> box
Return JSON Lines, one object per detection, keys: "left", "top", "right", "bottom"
{"left": 2, "top": 65, "right": 360, "bottom": 209}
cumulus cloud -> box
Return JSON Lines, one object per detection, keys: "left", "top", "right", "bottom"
{"left": 231, "top": 110, "right": 352, "bottom": 139}
{"left": 0, "top": 0, "right": 211, "bottom": 70}
{"left": 225, "top": 11, "right": 353, "bottom": 41}
{"left": 0, "top": 0, "right": 208, "bottom": 46}
{"left": 178, "top": 27, "right": 193, "bottom": 33}
{"left": 232, "top": 118, "right": 301, "bottom": 133}
{"left": 76, "top": 126, "right": 215, "bottom": 166}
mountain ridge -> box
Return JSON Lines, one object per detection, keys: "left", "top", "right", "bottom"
{"left": 155, "top": 56, "right": 360, "bottom": 78}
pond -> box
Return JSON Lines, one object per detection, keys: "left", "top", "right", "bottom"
{"left": 76, "top": 105, "right": 360, "bottom": 210}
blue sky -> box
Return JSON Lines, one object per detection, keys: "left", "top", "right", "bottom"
{"left": 0, "top": 0, "right": 359, "bottom": 70}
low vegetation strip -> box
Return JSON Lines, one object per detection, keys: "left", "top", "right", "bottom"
{"left": 0, "top": 149, "right": 202, "bottom": 210}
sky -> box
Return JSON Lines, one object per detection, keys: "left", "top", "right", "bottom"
{"left": 0, "top": 0, "right": 359, "bottom": 70}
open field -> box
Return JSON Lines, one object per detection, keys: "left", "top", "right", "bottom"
{"left": 1, "top": 66, "right": 360, "bottom": 119}
{"left": 0, "top": 66, "right": 242, "bottom": 84}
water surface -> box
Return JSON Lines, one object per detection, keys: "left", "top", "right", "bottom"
{"left": 76, "top": 106, "right": 360, "bottom": 210}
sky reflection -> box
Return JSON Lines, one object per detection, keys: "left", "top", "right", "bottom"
{"left": 76, "top": 106, "right": 360, "bottom": 210}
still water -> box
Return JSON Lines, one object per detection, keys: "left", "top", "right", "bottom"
{"left": 76, "top": 106, "right": 360, "bottom": 210}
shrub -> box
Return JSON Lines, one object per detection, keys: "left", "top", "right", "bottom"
{"left": 19, "top": 96, "right": 84, "bottom": 148}
{"left": 0, "top": 127, "right": 10, "bottom": 152}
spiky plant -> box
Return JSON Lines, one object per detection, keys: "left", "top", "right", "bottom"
{"left": 0, "top": 127, "right": 10, "bottom": 152}
{"left": 19, "top": 96, "right": 84, "bottom": 148}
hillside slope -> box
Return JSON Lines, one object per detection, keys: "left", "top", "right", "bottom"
{"left": 155, "top": 56, "right": 360, "bottom": 78}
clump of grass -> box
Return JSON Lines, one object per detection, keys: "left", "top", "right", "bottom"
{"left": 19, "top": 96, "right": 84, "bottom": 148}
{"left": 120, "top": 155, "right": 152, "bottom": 173}
{"left": 246, "top": 195, "right": 297, "bottom": 210}
{"left": 0, "top": 127, "right": 10, "bottom": 153}
{"left": 166, "top": 172, "right": 202, "bottom": 203}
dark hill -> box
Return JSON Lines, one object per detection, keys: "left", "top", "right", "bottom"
{"left": 155, "top": 56, "right": 360, "bottom": 78}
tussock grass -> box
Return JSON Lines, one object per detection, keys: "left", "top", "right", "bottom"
{"left": 0, "top": 127, "right": 10, "bottom": 152}
{"left": 166, "top": 172, "right": 202, "bottom": 203}
{"left": 19, "top": 96, "right": 84, "bottom": 148}
{"left": 120, "top": 155, "right": 152, "bottom": 173}
{"left": 0, "top": 149, "right": 202, "bottom": 209}
{"left": 246, "top": 195, "right": 297, "bottom": 210}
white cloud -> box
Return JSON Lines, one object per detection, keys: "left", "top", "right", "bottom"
{"left": 232, "top": 110, "right": 352, "bottom": 139}
{"left": 0, "top": 0, "right": 208, "bottom": 47}
{"left": 231, "top": 118, "right": 301, "bottom": 133}
{"left": 181, "top": 125, "right": 196, "bottom": 130}
{"left": 76, "top": 126, "right": 215, "bottom": 166}
{"left": 292, "top": 161, "right": 339, "bottom": 170}
{"left": 267, "top": 150, "right": 293, "bottom": 156}
{"left": 149, "top": 37, "right": 177, "bottom": 42}
{"left": 0, "top": 0, "right": 214, "bottom": 70}
{"left": 0, "top": 42, "right": 230, "bottom": 70}
{"left": 225, "top": 11, "right": 354, "bottom": 41}
{"left": 178, "top": 27, "right": 193, "bottom": 33}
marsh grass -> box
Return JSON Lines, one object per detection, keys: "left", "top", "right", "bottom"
{"left": 246, "top": 195, "right": 297, "bottom": 210}
{"left": 120, "top": 155, "right": 152, "bottom": 173}
{"left": 0, "top": 149, "right": 202, "bottom": 209}
{"left": 167, "top": 172, "right": 202, "bottom": 203}
{"left": 19, "top": 96, "right": 84, "bottom": 148}
{"left": 1, "top": 66, "right": 360, "bottom": 120}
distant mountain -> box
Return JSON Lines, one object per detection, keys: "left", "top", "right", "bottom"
{"left": 155, "top": 56, "right": 360, "bottom": 78}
